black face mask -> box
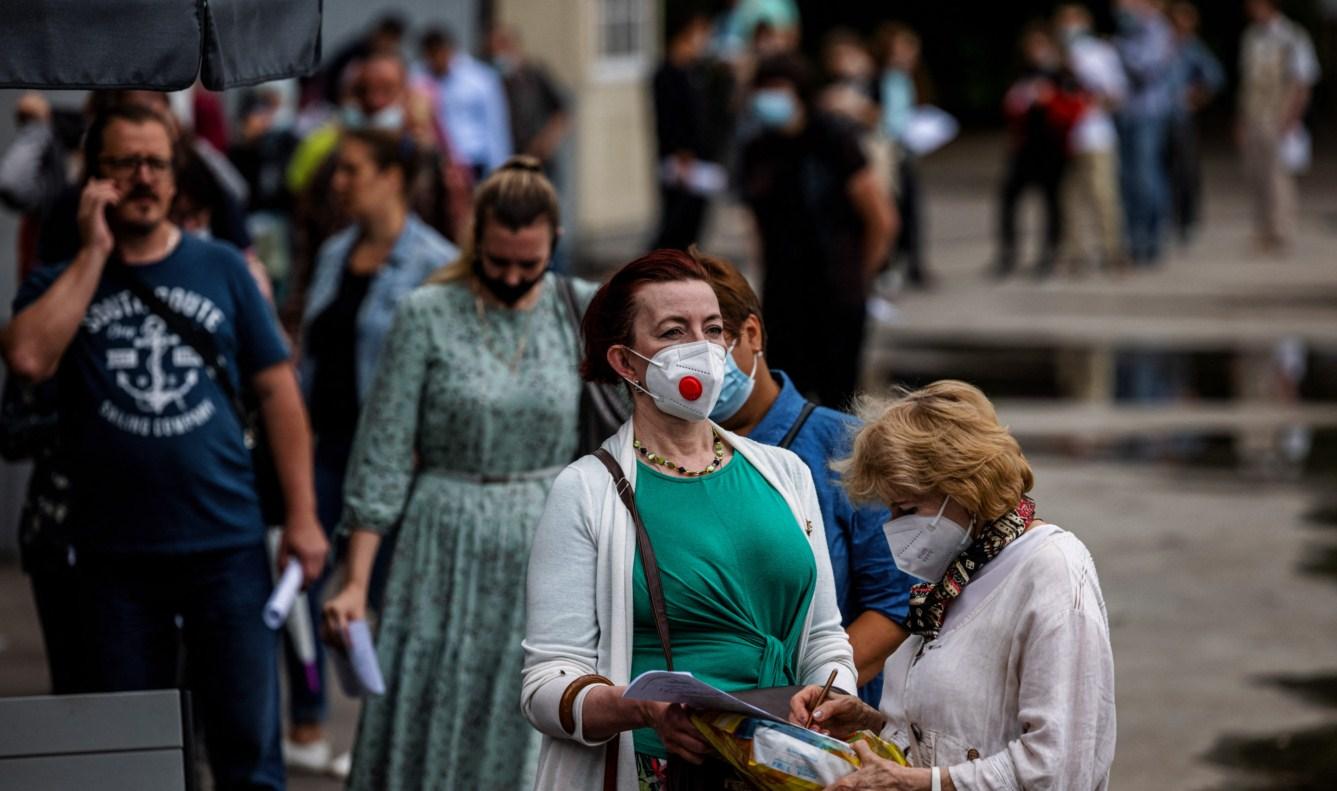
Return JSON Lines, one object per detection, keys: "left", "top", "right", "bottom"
{"left": 472, "top": 256, "right": 545, "bottom": 306}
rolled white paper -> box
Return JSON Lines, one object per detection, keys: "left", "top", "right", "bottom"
{"left": 263, "top": 559, "right": 303, "bottom": 629}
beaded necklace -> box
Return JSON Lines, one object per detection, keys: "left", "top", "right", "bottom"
{"left": 634, "top": 431, "right": 726, "bottom": 477}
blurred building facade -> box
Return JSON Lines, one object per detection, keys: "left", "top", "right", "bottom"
{"left": 498, "top": 0, "right": 659, "bottom": 247}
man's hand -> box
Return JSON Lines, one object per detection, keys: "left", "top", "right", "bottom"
{"left": 77, "top": 179, "right": 119, "bottom": 257}
{"left": 278, "top": 510, "right": 329, "bottom": 586}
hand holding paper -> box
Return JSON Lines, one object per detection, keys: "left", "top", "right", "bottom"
{"left": 263, "top": 558, "right": 303, "bottom": 630}
{"left": 330, "top": 620, "right": 385, "bottom": 697}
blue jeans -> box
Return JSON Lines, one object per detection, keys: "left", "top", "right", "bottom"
{"left": 282, "top": 433, "right": 398, "bottom": 725}
{"left": 78, "top": 544, "right": 284, "bottom": 791}
{"left": 1118, "top": 113, "right": 1171, "bottom": 263}
{"left": 280, "top": 433, "right": 348, "bottom": 726}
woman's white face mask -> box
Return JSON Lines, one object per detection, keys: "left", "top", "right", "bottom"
{"left": 882, "top": 496, "right": 975, "bottom": 582}
{"left": 623, "top": 340, "right": 727, "bottom": 422}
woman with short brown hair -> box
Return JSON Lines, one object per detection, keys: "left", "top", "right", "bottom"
{"left": 522, "top": 249, "right": 856, "bottom": 790}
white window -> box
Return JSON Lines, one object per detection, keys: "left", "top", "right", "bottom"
{"left": 594, "top": 0, "right": 650, "bottom": 81}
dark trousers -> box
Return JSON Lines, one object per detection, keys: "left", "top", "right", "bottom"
{"left": 653, "top": 185, "right": 707, "bottom": 251}
{"left": 78, "top": 544, "right": 285, "bottom": 791}
{"left": 894, "top": 156, "right": 928, "bottom": 285}
{"left": 280, "top": 433, "right": 349, "bottom": 727}
{"left": 997, "top": 151, "right": 1065, "bottom": 272}
{"left": 28, "top": 560, "right": 90, "bottom": 694}
{"left": 1168, "top": 113, "right": 1202, "bottom": 242}
{"left": 766, "top": 290, "right": 867, "bottom": 410}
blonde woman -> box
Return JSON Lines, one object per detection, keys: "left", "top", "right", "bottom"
{"left": 323, "top": 156, "right": 595, "bottom": 789}
{"left": 791, "top": 380, "right": 1116, "bottom": 791}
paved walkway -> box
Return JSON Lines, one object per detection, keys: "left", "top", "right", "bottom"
{"left": 1, "top": 458, "right": 1333, "bottom": 789}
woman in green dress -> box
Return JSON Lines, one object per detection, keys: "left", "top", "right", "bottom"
{"left": 323, "top": 156, "right": 592, "bottom": 789}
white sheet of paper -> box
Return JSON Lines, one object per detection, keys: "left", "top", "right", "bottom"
{"left": 331, "top": 620, "right": 386, "bottom": 697}
{"left": 1281, "top": 127, "right": 1311, "bottom": 173}
{"left": 660, "top": 158, "right": 729, "bottom": 196}
{"left": 262, "top": 559, "right": 303, "bottom": 629}
{"left": 622, "top": 670, "right": 784, "bottom": 722}
{"left": 902, "top": 106, "right": 959, "bottom": 156}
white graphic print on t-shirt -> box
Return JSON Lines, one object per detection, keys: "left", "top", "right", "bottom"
{"left": 84, "top": 287, "right": 226, "bottom": 438}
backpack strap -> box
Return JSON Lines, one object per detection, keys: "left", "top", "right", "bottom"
{"left": 778, "top": 401, "right": 817, "bottom": 450}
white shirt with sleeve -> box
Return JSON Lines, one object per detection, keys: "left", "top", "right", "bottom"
{"left": 521, "top": 418, "right": 857, "bottom": 791}
{"left": 1068, "top": 35, "right": 1128, "bottom": 154}
{"left": 435, "top": 52, "right": 513, "bottom": 173}
{"left": 878, "top": 526, "right": 1116, "bottom": 790}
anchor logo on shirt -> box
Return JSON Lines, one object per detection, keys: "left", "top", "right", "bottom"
{"left": 111, "top": 314, "right": 200, "bottom": 414}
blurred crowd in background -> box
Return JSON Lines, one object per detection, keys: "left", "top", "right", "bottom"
{"left": 0, "top": 0, "right": 1329, "bottom": 786}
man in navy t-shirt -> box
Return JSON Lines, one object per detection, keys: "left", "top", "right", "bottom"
{"left": 1, "top": 103, "right": 328, "bottom": 791}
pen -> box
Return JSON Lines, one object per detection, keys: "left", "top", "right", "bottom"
{"left": 804, "top": 668, "right": 839, "bottom": 729}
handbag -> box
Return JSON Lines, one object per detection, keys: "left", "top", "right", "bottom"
{"left": 111, "top": 264, "right": 286, "bottom": 524}
{"left": 555, "top": 275, "right": 632, "bottom": 457}
{"left": 593, "top": 449, "right": 744, "bottom": 791}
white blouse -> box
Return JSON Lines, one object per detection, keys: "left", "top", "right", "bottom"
{"left": 878, "top": 526, "right": 1116, "bottom": 790}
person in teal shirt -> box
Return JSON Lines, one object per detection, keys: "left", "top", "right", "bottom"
{"left": 630, "top": 451, "right": 816, "bottom": 758}
{"left": 699, "top": 250, "right": 911, "bottom": 707}
{"left": 520, "top": 249, "right": 856, "bottom": 791}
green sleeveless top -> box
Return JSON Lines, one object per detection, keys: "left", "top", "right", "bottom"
{"left": 630, "top": 451, "right": 817, "bottom": 758}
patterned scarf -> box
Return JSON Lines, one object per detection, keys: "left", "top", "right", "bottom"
{"left": 905, "top": 496, "right": 1037, "bottom": 639}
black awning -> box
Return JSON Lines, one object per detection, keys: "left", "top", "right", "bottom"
{"left": 0, "top": 0, "right": 321, "bottom": 91}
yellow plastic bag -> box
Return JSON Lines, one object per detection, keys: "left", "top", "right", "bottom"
{"left": 691, "top": 713, "right": 908, "bottom": 791}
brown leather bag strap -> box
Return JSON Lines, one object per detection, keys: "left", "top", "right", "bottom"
{"left": 603, "top": 732, "right": 620, "bottom": 791}
{"left": 593, "top": 448, "right": 673, "bottom": 671}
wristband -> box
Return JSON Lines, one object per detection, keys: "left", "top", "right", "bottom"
{"left": 931, "top": 767, "right": 942, "bottom": 791}
{"left": 558, "top": 673, "right": 614, "bottom": 735}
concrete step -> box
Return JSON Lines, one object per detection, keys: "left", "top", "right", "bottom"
{"left": 994, "top": 399, "right": 1337, "bottom": 441}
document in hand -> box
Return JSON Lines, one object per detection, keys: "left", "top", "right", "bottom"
{"left": 623, "top": 670, "right": 785, "bottom": 723}
{"left": 263, "top": 559, "right": 304, "bottom": 629}
{"left": 330, "top": 620, "right": 386, "bottom": 696}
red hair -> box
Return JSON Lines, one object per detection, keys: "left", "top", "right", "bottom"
{"left": 581, "top": 249, "right": 710, "bottom": 384}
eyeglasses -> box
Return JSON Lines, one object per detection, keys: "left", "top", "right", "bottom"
{"left": 99, "top": 155, "right": 172, "bottom": 179}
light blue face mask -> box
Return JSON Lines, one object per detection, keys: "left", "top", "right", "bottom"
{"left": 709, "top": 341, "right": 759, "bottom": 423}
{"left": 752, "top": 89, "right": 797, "bottom": 129}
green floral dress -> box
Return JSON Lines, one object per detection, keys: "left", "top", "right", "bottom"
{"left": 341, "top": 274, "right": 593, "bottom": 790}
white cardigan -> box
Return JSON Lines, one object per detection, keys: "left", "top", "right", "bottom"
{"left": 521, "top": 419, "right": 858, "bottom": 790}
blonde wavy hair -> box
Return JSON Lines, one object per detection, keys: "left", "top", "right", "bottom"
{"left": 835, "top": 380, "right": 1034, "bottom": 523}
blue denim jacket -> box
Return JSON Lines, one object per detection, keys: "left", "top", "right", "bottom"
{"left": 298, "top": 214, "right": 457, "bottom": 402}
{"left": 749, "top": 371, "right": 911, "bottom": 704}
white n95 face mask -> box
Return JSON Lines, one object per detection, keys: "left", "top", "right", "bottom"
{"left": 625, "top": 340, "right": 727, "bottom": 422}
{"left": 883, "top": 497, "right": 975, "bottom": 582}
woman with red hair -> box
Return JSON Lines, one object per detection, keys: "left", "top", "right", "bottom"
{"left": 521, "top": 248, "right": 855, "bottom": 790}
